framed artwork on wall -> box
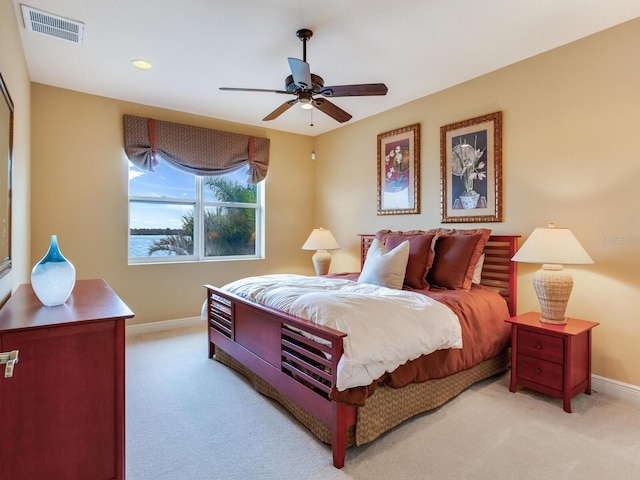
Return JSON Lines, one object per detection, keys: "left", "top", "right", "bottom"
{"left": 377, "top": 123, "right": 420, "bottom": 215}
{"left": 440, "top": 111, "right": 502, "bottom": 223}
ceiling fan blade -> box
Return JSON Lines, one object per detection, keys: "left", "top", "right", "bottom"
{"left": 220, "top": 87, "right": 290, "bottom": 94}
{"left": 313, "top": 98, "right": 352, "bottom": 123}
{"left": 318, "top": 83, "right": 388, "bottom": 97}
{"left": 263, "top": 99, "right": 298, "bottom": 121}
{"left": 287, "top": 58, "right": 312, "bottom": 89}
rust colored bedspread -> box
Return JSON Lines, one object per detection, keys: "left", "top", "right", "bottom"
{"left": 327, "top": 274, "right": 511, "bottom": 406}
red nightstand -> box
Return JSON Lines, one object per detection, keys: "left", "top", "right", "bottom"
{"left": 505, "top": 312, "right": 599, "bottom": 413}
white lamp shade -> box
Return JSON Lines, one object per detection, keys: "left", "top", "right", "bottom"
{"left": 511, "top": 227, "right": 593, "bottom": 265}
{"left": 301, "top": 228, "right": 340, "bottom": 251}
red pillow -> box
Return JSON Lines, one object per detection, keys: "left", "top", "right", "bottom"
{"left": 384, "top": 233, "right": 437, "bottom": 289}
{"left": 427, "top": 233, "right": 486, "bottom": 290}
{"left": 375, "top": 229, "right": 437, "bottom": 242}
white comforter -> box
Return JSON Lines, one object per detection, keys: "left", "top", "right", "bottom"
{"left": 220, "top": 274, "right": 462, "bottom": 391}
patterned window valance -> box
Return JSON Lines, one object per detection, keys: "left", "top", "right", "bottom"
{"left": 123, "top": 114, "right": 270, "bottom": 183}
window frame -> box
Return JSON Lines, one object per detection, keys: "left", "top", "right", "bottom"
{"left": 128, "top": 167, "right": 264, "bottom": 265}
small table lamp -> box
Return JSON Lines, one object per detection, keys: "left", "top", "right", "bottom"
{"left": 302, "top": 228, "right": 340, "bottom": 276}
{"left": 511, "top": 224, "right": 594, "bottom": 324}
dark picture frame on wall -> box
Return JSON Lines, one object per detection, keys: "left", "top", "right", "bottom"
{"left": 0, "top": 72, "right": 13, "bottom": 280}
{"left": 440, "top": 111, "right": 502, "bottom": 223}
{"left": 377, "top": 123, "right": 420, "bottom": 215}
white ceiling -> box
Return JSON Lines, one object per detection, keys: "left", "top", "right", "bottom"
{"left": 12, "top": 0, "right": 640, "bottom": 136}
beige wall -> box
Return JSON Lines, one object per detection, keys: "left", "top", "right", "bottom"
{"left": 30, "top": 85, "right": 316, "bottom": 325}
{"left": 314, "top": 18, "right": 640, "bottom": 387}
{"left": 0, "top": 0, "right": 32, "bottom": 304}
{"left": 10, "top": 4, "right": 640, "bottom": 387}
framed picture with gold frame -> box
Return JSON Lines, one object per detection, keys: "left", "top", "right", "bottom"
{"left": 440, "top": 111, "right": 502, "bottom": 223}
{"left": 377, "top": 123, "right": 420, "bottom": 215}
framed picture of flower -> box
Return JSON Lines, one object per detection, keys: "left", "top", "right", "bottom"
{"left": 440, "top": 111, "right": 502, "bottom": 223}
{"left": 377, "top": 123, "right": 420, "bottom": 215}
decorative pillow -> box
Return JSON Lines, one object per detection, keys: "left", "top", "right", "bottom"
{"left": 384, "top": 233, "right": 437, "bottom": 289}
{"left": 437, "top": 228, "right": 491, "bottom": 288}
{"left": 472, "top": 253, "right": 485, "bottom": 284}
{"left": 375, "top": 229, "right": 437, "bottom": 242}
{"left": 358, "top": 239, "right": 410, "bottom": 289}
{"left": 427, "top": 231, "right": 489, "bottom": 290}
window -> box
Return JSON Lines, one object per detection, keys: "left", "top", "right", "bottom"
{"left": 128, "top": 160, "right": 263, "bottom": 263}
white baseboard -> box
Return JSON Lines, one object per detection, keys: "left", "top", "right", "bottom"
{"left": 592, "top": 374, "right": 640, "bottom": 405}
{"left": 126, "top": 316, "right": 204, "bottom": 336}
{"left": 125, "top": 317, "right": 640, "bottom": 406}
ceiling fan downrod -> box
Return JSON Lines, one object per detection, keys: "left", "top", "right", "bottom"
{"left": 296, "top": 28, "right": 313, "bottom": 62}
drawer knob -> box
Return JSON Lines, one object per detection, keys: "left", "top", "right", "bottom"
{"left": 535, "top": 368, "right": 542, "bottom": 374}
{"left": 536, "top": 343, "right": 542, "bottom": 349}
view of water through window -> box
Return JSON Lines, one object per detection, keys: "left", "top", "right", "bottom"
{"left": 129, "top": 235, "right": 171, "bottom": 257}
{"left": 128, "top": 160, "right": 259, "bottom": 260}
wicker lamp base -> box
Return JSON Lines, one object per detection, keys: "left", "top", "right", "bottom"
{"left": 532, "top": 264, "right": 573, "bottom": 325}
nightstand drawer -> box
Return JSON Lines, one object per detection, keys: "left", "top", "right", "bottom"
{"left": 517, "top": 353, "right": 563, "bottom": 391}
{"left": 518, "top": 329, "right": 563, "bottom": 363}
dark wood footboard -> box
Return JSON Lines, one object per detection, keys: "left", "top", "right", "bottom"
{"left": 205, "top": 287, "right": 356, "bottom": 468}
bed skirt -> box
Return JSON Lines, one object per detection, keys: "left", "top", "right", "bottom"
{"left": 214, "top": 347, "right": 510, "bottom": 448}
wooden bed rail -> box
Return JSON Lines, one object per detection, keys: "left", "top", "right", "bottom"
{"left": 206, "top": 286, "right": 356, "bottom": 468}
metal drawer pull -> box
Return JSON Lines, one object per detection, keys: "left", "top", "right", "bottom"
{"left": 0, "top": 350, "right": 19, "bottom": 378}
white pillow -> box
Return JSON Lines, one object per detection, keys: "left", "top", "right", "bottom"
{"left": 358, "top": 239, "right": 410, "bottom": 289}
{"left": 472, "top": 253, "right": 485, "bottom": 284}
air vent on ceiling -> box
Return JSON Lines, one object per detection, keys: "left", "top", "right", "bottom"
{"left": 21, "top": 5, "right": 85, "bottom": 45}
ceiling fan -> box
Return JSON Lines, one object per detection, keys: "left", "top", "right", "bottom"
{"left": 219, "top": 29, "right": 388, "bottom": 123}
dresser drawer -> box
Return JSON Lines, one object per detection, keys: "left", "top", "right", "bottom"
{"left": 518, "top": 329, "right": 563, "bottom": 363}
{"left": 517, "top": 353, "right": 563, "bottom": 391}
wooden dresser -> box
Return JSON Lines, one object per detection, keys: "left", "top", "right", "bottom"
{"left": 0, "top": 279, "right": 134, "bottom": 479}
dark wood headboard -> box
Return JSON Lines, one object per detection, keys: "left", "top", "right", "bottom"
{"left": 358, "top": 234, "right": 519, "bottom": 317}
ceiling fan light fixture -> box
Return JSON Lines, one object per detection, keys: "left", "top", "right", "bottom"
{"left": 298, "top": 91, "right": 313, "bottom": 109}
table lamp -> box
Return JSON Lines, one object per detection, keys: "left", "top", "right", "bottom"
{"left": 511, "top": 224, "right": 593, "bottom": 324}
{"left": 302, "top": 227, "right": 340, "bottom": 276}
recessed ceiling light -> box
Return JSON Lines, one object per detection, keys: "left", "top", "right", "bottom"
{"left": 131, "top": 59, "right": 152, "bottom": 70}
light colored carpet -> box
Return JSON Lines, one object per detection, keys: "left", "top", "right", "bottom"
{"left": 126, "top": 325, "right": 640, "bottom": 480}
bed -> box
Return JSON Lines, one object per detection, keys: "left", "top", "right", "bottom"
{"left": 205, "top": 229, "right": 519, "bottom": 468}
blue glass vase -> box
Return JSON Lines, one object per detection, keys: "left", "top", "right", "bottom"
{"left": 31, "top": 235, "right": 76, "bottom": 307}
